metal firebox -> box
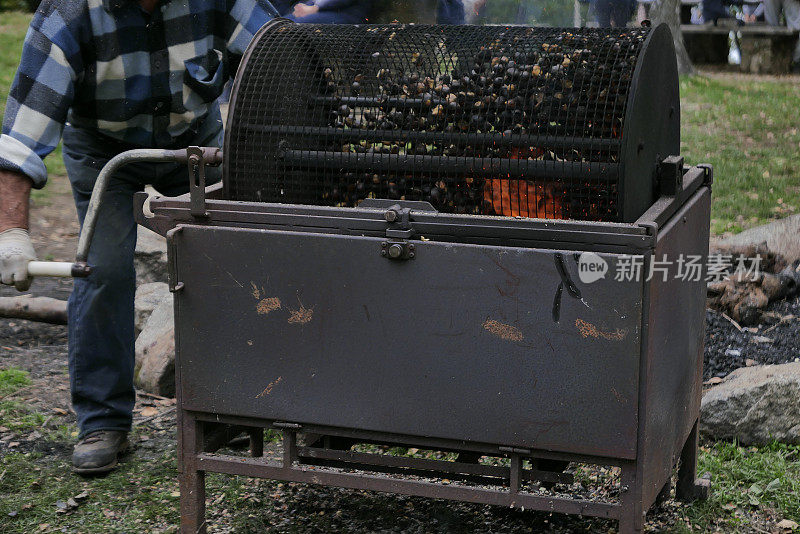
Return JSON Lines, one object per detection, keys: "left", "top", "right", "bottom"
{"left": 134, "top": 21, "right": 710, "bottom": 534}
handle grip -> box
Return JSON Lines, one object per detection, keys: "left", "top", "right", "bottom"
{"left": 27, "top": 261, "right": 92, "bottom": 278}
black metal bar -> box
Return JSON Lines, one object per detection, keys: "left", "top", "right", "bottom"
{"left": 242, "top": 123, "right": 621, "bottom": 151}
{"left": 187, "top": 411, "right": 631, "bottom": 466}
{"left": 279, "top": 149, "right": 618, "bottom": 180}
{"left": 196, "top": 453, "right": 621, "bottom": 519}
{"left": 297, "top": 446, "right": 573, "bottom": 485}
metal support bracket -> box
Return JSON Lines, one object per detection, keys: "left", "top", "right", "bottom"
{"left": 656, "top": 155, "right": 685, "bottom": 196}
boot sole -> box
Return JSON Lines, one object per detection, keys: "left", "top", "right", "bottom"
{"left": 72, "top": 441, "right": 130, "bottom": 476}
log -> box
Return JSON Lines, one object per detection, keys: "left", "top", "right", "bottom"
{"left": 0, "top": 296, "right": 68, "bottom": 325}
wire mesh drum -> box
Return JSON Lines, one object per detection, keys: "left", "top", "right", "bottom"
{"left": 224, "top": 21, "right": 679, "bottom": 222}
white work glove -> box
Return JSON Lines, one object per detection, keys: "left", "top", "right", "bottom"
{"left": 0, "top": 228, "right": 35, "bottom": 291}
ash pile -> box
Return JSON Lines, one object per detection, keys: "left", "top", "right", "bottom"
{"left": 704, "top": 243, "right": 800, "bottom": 380}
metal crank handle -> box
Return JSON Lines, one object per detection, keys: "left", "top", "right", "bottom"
{"left": 27, "top": 146, "right": 223, "bottom": 279}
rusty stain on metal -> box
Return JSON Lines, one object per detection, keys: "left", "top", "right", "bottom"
{"left": 255, "top": 376, "right": 283, "bottom": 398}
{"left": 251, "top": 282, "right": 262, "bottom": 299}
{"left": 288, "top": 301, "right": 314, "bottom": 324}
{"left": 575, "top": 318, "right": 627, "bottom": 341}
{"left": 256, "top": 297, "right": 282, "bottom": 315}
{"left": 482, "top": 319, "right": 523, "bottom": 342}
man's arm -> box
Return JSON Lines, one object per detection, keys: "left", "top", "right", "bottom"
{"left": 0, "top": 169, "right": 35, "bottom": 290}
{"left": 0, "top": 10, "right": 82, "bottom": 290}
{"left": 0, "top": 170, "right": 31, "bottom": 232}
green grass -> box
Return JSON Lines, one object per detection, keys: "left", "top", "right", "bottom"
{"left": 681, "top": 75, "right": 800, "bottom": 235}
{"left": 0, "top": 10, "right": 66, "bottom": 200}
{"left": 0, "top": 368, "right": 30, "bottom": 396}
{"left": 674, "top": 442, "right": 800, "bottom": 532}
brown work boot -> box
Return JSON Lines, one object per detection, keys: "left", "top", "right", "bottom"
{"left": 72, "top": 430, "right": 129, "bottom": 475}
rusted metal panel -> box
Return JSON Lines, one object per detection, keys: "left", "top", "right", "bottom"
{"left": 173, "top": 225, "right": 643, "bottom": 458}
{"left": 638, "top": 186, "right": 711, "bottom": 508}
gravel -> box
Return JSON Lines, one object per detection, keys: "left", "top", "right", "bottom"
{"left": 704, "top": 294, "right": 800, "bottom": 380}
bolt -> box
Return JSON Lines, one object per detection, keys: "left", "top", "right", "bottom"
{"left": 385, "top": 210, "right": 398, "bottom": 223}
{"left": 388, "top": 244, "right": 403, "bottom": 259}
{"left": 380, "top": 250, "right": 387, "bottom": 256}
{"left": 408, "top": 244, "right": 415, "bottom": 251}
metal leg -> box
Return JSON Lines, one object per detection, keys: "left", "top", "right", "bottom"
{"left": 179, "top": 413, "right": 207, "bottom": 534}
{"left": 283, "top": 430, "right": 297, "bottom": 468}
{"left": 654, "top": 478, "right": 672, "bottom": 506}
{"left": 509, "top": 454, "right": 522, "bottom": 494}
{"left": 618, "top": 464, "right": 644, "bottom": 534}
{"left": 676, "top": 419, "right": 710, "bottom": 502}
{"left": 249, "top": 428, "right": 264, "bottom": 458}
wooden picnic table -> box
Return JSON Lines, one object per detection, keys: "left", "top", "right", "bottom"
{"left": 681, "top": 23, "right": 799, "bottom": 73}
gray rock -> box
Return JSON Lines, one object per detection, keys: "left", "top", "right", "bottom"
{"left": 134, "top": 282, "right": 170, "bottom": 336}
{"left": 700, "top": 361, "right": 800, "bottom": 445}
{"left": 135, "top": 226, "right": 168, "bottom": 284}
{"left": 714, "top": 214, "right": 800, "bottom": 264}
{"left": 134, "top": 295, "right": 175, "bottom": 397}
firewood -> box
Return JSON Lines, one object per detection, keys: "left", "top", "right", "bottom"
{"left": 0, "top": 296, "right": 68, "bottom": 325}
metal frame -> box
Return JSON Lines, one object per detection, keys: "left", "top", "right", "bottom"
{"left": 177, "top": 412, "right": 706, "bottom": 534}
{"left": 139, "top": 166, "right": 712, "bottom": 534}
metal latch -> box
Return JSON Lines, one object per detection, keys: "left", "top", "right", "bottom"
{"left": 187, "top": 146, "right": 223, "bottom": 218}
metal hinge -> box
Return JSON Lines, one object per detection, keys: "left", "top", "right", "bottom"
{"left": 380, "top": 204, "right": 417, "bottom": 260}
{"left": 498, "top": 446, "right": 531, "bottom": 455}
{"left": 166, "top": 226, "right": 183, "bottom": 292}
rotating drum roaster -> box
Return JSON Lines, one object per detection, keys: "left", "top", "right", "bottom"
{"left": 134, "top": 21, "right": 710, "bottom": 534}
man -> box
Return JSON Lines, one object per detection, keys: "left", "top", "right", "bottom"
{"left": 0, "top": 0, "right": 277, "bottom": 474}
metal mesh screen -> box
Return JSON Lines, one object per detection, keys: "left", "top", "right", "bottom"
{"left": 225, "top": 23, "right": 652, "bottom": 221}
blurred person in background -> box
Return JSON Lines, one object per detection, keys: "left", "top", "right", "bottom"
{"left": 593, "top": 0, "right": 635, "bottom": 26}
{"left": 277, "top": 0, "right": 370, "bottom": 23}
{"left": 742, "top": 2, "right": 765, "bottom": 23}
{"left": 765, "top": 0, "right": 800, "bottom": 70}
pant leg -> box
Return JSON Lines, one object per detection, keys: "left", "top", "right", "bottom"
{"left": 610, "top": 0, "right": 633, "bottom": 26}
{"left": 594, "top": 0, "right": 613, "bottom": 26}
{"left": 781, "top": 0, "right": 800, "bottom": 62}
{"left": 764, "top": 0, "right": 783, "bottom": 25}
{"left": 63, "top": 126, "right": 141, "bottom": 438}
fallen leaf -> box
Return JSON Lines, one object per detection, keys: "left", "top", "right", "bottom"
{"left": 778, "top": 519, "right": 799, "bottom": 530}
{"left": 704, "top": 377, "right": 724, "bottom": 385}
{"left": 140, "top": 406, "right": 159, "bottom": 417}
{"left": 52, "top": 408, "right": 68, "bottom": 415}
{"left": 73, "top": 492, "right": 88, "bottom": 501}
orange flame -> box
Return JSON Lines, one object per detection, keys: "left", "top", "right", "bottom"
{"left": 483, "top": 179, "right": 564, "bottom": 219}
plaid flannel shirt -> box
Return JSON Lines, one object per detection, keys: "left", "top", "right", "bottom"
{"left": 0, "top": 0, "right": 277, "bottom": 188}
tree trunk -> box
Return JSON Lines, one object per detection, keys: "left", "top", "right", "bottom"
{"left": 650, "top": 0, "right": 694, "bottom": 75}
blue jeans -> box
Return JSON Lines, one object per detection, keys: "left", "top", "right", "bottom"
{"left": 63, "top": 109, "right": 223, "bottom": 438}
